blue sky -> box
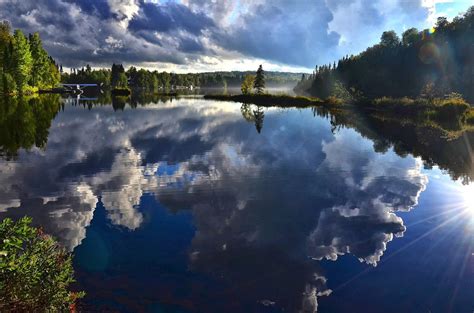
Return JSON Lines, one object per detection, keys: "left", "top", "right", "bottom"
{"left": 1, "top": 0, "right": 472, "bottom": 72}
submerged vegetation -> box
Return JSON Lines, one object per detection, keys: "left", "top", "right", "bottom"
{"left": 0, "top": 217, "right": 83, "bottom": 311}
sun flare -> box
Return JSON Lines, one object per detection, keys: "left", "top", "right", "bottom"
{"left": 461, "top": 185, "right": 474, "bottom": 221}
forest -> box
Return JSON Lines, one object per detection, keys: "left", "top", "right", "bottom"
{"left": 62, "top": 66, "right": 303, "bottom": 92}
{"left": 0, "top": 22, "right": 60, "bottom": 95}
{"left": 294, "top": 6, "right": 474, "bottom": 102}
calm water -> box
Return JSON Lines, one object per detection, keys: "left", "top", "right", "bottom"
{"left": 0, "top": 95, "right": 473, "bottom": 313}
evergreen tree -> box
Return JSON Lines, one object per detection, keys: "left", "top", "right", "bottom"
{"left": 254, "top": 65, "right": 265, "bottom": 94}
{"left": 12, "top": 29, "right": 32, "bottom": 93}
{"left": 0, "top": 21, "right": 11, "bottom": 66}
{"left": 111, "top": 63, "right": 127, "bottom": 88}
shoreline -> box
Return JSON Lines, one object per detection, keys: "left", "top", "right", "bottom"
{"left": 203, "top": 93, "right": 343, "bottom": 108}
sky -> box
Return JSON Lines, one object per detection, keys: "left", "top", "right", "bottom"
{"left": 0, "top": 0, "right": 472, "bottom": 72}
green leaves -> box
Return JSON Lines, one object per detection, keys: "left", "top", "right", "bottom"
{"left": 0, "top": 217, "right": 84, "bottom": 311}
{"left": 0, "top": 26, "right": 59, "bottom": 95}
{"left": 12, "top": 29, "right": 33, "bottom": 93}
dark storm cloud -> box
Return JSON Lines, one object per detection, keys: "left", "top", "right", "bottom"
{"left": 0, "top": 0, "right": 438, "bottom": 69}
{"left": 128, "top": 1, "right": 214, "bottom": 35}
{"left": 63, "top": 0, "right": 112, "bottom": 19}
{"left": 0, "top": 0, "right": 212, "bottom": 67}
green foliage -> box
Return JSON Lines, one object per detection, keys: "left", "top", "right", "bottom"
{"left": 254, "top": 65, "right": 265, "bottom": 94}
{"left": 0, "top": 21, "right": 11, "bottom": 63}
{"left": 1, "top": 72, "right": 16, "bottom": 95}
{"left": 111, "top": 63, "right": 127, "bottom": 88}
{"left": 295, "top": 5, "right": 474, "bottom": 103}
{"left": 12, "top": 29, "right": 32, "bottom": 93}
{"left": 0, "top": 217, "right": 84, "bottom": 312}
{"left": 241, "top": 74, "right": 255, "bottom": 95}
{"left": 0, "top": 22, "right": 59, "bottom": 95}
{"left": 61, "top": 66, "right": 302, "bottom": 93}
{"left": 44, "top": 61, "right": 61, "bottom": 88}
{"left": 62, "top": 66, "right": 110, "bottom": 86}
{"left": 29, "top": 33, "right": 49, "bottom": 88}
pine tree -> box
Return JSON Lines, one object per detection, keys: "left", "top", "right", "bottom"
{"left": 253, "top": 65, "right": 265, "bottom": 94}
{"left": 111, "top": 63, "right": 126, "bottom": 88}
{"left": 0, "top": 21, "right": 11, "bottom": 66}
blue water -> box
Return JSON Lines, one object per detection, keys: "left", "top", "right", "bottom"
{"left": 0, "top": 97, "right": 472, "bottom": 312}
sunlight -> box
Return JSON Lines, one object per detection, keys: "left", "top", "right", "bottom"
{"left": 460, "top": 185, "right": 474, "bottom": 223}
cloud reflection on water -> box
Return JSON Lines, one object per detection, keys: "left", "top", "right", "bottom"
{"left": 0, "top": 99, "right": 428, "bottom": 312}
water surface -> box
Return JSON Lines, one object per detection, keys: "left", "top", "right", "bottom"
{"left": 0, "top": 95, "right": 473, "bottom": 312}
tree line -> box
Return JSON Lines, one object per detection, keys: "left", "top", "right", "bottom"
{"left": 0, "top": 21, "right": 60, "bottom": 95}
{"left": 62, "top": 65, "right": 300, "bottom": 92}
{"left": 295, "top": 6, "right": 474, "bottom": 102}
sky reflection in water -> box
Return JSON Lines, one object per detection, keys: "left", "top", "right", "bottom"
{"left": 0, "top": 97, "right": 472, "bottom": 313}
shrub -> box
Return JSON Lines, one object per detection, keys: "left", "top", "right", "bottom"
{"left": 0, "top": 217, "right": 84, "bottom": 312}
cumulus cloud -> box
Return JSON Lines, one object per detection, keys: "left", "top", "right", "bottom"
{"left": 0, "top": 0, "right": 465, "bottom": 70}
{"left": 306, "top": 129, "right": 428, "bottom": 265}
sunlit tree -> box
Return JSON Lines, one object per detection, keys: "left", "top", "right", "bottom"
{"left": 12, "top": 29, "right": 32, "bottom": 93}
{"left": 241, "top": 74, "right": 255, "bottom": 95}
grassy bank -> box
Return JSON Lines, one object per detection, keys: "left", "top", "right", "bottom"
{"left": 204, "top": 93, "right": 343, "bottom": 108}
{"left": 366, "top": 96, "right": 474, "bottom": 126}
{"left": 206, "top": 92, "right": 474, "bottom": 134}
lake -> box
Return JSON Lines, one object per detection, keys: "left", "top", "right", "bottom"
{"left": 0, "top": 95, "right": 473, "bottom": 313}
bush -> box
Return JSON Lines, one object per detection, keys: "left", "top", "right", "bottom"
{"left": 0, "top": 217, "right": 84, "bottom": 312}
